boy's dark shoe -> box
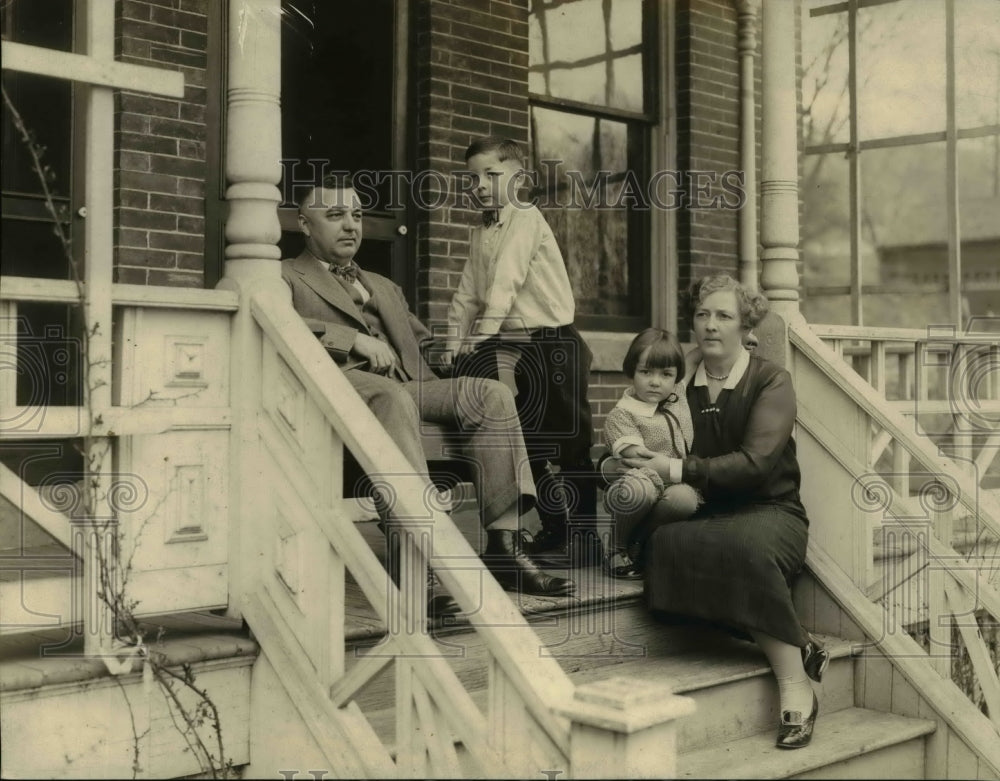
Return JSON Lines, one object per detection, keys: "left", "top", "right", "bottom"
{"left": 528, "top": 525, "right": 604, "bottom": 569}
{"left": 381, "top": 522, "right": 461, "bottom": 619}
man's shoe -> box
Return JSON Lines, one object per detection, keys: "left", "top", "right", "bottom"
{"left": 776, "top": 692, "right": 818, "bottom": 749}
{"left": 802, "top": 638, "right": 830, "bottom": 683}
{"left": 484, "top": 529, "right": 576, "bottom": 596}
{"left": 381, "top": 522, "right": 461, "bottom": 618}
{"left": 526, "top": 523, "right": 567, "bottom": 559}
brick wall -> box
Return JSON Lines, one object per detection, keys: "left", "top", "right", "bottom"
{"left": 590, "top": 370, "right": 630, "bottom": 449}
{"left": 675, "top": 0, "right": 742, "bottom": 298}
{"left": 413, "top": 0, "right": 530, "bottom": 326}
{"left": 114, "top": 0, "right": 209, "bottom": 287}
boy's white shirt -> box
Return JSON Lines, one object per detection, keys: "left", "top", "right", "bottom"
{"left": 447, "top": 201, "right": 575, "bottom": 339}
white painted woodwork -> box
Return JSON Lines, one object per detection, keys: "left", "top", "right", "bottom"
{"left": 0, "top": 656, "right": 252, "bottom": 779}
{"left": 224, "top": 0, "right": 283, "bottom": 262}
{"left": 0, "top": 40, "right": 184, "bottom": 97}
{"left": 110, "top": 306, "right": 233, "bottom": 616}
{"left": 759, "top": 0, "right": 801, "bottom": 314}
{"left": 242, "top": 594, "right": 397, "bottom": 778}
{"left": 809, "top": 544, "right": 1000, "bottom": 777}
{"left": 0, "top": 462, "right": 75, "bottom": 550}
{"left": 680, "top": 707, "right": 933, "bottom": 780}
{"left": 561, "top": 676, "right": 695, "bottom": 780}
{"left": 945, "top": 577, "right": 1000, "bottom": 729}
{"left": 0, "top": 276, "right": 239, "bottom": 310}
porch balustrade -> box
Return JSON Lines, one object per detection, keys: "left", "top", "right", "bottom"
{"left": 791, "top": 320, "right": 1000, "bottom": 732}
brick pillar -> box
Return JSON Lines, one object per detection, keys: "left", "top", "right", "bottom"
{"left": 674, "top": 1, "right": 741, "bottom": 301}
{"left": 115, "top": 0, "right": 211, "bottom": 287}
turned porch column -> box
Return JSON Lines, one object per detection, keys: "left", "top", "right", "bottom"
{"left": 221, "top": 0, "right": 284, "bottom": 619}
{"left": 225, "top": 0, "right": 283, "bottom": 271}
{"left": 759, "top": 0, "right": 803, "bottom": 322}
{"left": 736, "top": 0, "right": 759, "bottom": 290}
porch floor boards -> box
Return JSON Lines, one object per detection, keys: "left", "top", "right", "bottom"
{"left": 344, "top": 501, "right": 637, "bottom": 642}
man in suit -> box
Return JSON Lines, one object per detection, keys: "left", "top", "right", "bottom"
{"left": 282, "top": 174, "right": 574, "bottom": 603}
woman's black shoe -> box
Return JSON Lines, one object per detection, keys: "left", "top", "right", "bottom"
{"left": 802, "top": 639, "right": 830, "bottom": 682}
{"left": 776, "top": 692, "right": 818, "bottom": 749}
{"left": 484, "top": 529, "right": 576, "bottom": 596}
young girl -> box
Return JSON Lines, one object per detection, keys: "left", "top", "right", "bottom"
{"left": 602, "top": 328, "right": 702, "bottom": 578}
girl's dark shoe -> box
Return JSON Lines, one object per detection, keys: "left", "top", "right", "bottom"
{"left": 802, "top": 639, "right": 830, "bottom": 682}
{"left": 484, "top": 529, "right": 576, "bottom": 596}
{"left": 604, "top": 548, "right": 643, "bottom": 580}
{"left": 776, "top": 692, "right": 818, "bottom": 749}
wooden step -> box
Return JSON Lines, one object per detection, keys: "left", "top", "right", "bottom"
{"left": 349, "top": 596, "right": 858, "bottom": 758}
{"left": 0, "top": 547, "right": 78, "bottom": 636}
{"left": 679, "top": 706, "right": 935, "bottom": 779}
{"left": 0, "top": 612, "right": 258, "bottom": 779}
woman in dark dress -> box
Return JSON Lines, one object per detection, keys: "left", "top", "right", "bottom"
{"left": 620, "top": 275, "right": 827, "bottom": 749}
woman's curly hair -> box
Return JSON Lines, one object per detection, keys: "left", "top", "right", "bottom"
{"left": 685, "top": 275, "right": 769, "bottom": 330}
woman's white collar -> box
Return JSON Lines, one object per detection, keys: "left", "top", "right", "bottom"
{"left": 693, "top": 347, "right": 751, "bottom": 389}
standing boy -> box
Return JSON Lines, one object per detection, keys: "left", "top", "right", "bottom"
{"left": 443, "top": 137, "right": 601, "bottom": 567}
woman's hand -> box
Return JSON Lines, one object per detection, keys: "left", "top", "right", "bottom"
{"left": 621, "top": 447, "right": 674, "bottom": 481}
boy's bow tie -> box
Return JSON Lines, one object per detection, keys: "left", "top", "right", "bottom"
{"left": 482, "top": 209, "right": 500, "bottom": 227}
{"left": 330, "top": 262, "right": 358, "bottom": 283}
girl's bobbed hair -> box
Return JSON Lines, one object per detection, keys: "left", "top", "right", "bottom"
{"left": 623, "top": 328, "right": 686, "bottom": 381}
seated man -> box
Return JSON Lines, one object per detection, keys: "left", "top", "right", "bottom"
{"left": 282, "top": 173, "right": 574, "bottom": 609}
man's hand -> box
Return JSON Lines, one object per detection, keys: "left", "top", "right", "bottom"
{"left": 457, "top": 332, "right": 490, "bottom": 356}
{"left": 352, "top": 333, "right": 398, "bottom": 374}
{"left": 439, "top": 339, "right": 461, "bottom": 370}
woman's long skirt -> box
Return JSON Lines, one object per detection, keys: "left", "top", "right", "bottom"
{"left": 643, "top": 503, "right": 809, "bottom": 647}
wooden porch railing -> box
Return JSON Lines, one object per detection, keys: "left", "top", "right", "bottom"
{"left": 1, "top": 273, "right": 695, "bottom": 776}
{"left": 236, "top": 286, "right": 694, "bottom": 778}
{"left": 0, "top": 276, "right": 237, "bottom": 658}
{"left": 791, "top": 320, "right": 1000, "bottom": 737}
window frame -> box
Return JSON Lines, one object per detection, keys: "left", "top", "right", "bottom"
{"left": 527, "top": 0, "right": 673, "bottom": 333}
{"left": 802, "top": 0, "right": 1000, "bottom": 327}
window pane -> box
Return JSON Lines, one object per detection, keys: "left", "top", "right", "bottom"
{"left": 531, "top": 107, "right": 644, "bottom": 322}
{"left": 956, "top": 0, "right": 1000, "bottom": 130}
{"left": 802, "top": 152, "right": 852, "bottom": 325}
{"left": 1, "top": 0, "right": 73, "bottom": 51}
{"left": 1, "top": 0, "right": 74, "bottom": 281}
{"left": 1, "top": 0, "right": 74, "bottom": 197}
{"left": 864, "top": 142, "right": 948, "bottom": 328}
{"left": 958, "top": 136, "right": 1000, "bottom": 321}
{"left": 802, "top": 1, "right": 851, "bottom": 146}
{"left": 529, "top": 0, "right": 646, "bottom": 113}
{"left": 858, "top": 0, "right": 945, "bottom": 139}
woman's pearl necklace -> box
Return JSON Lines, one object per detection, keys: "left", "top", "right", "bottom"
{"left": 705, "top": 368, "right": 730, "bottom": 381}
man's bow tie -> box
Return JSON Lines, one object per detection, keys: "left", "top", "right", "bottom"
{"left": 482, "top": 209, "right": 500, "bottom": 227}
{"left": 330, "top": 262, "right": 359, "bottom": 283}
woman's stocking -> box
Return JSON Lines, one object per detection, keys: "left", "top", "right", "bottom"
{"left": 750, "top": 630, "right": 814, "bottom": 717}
